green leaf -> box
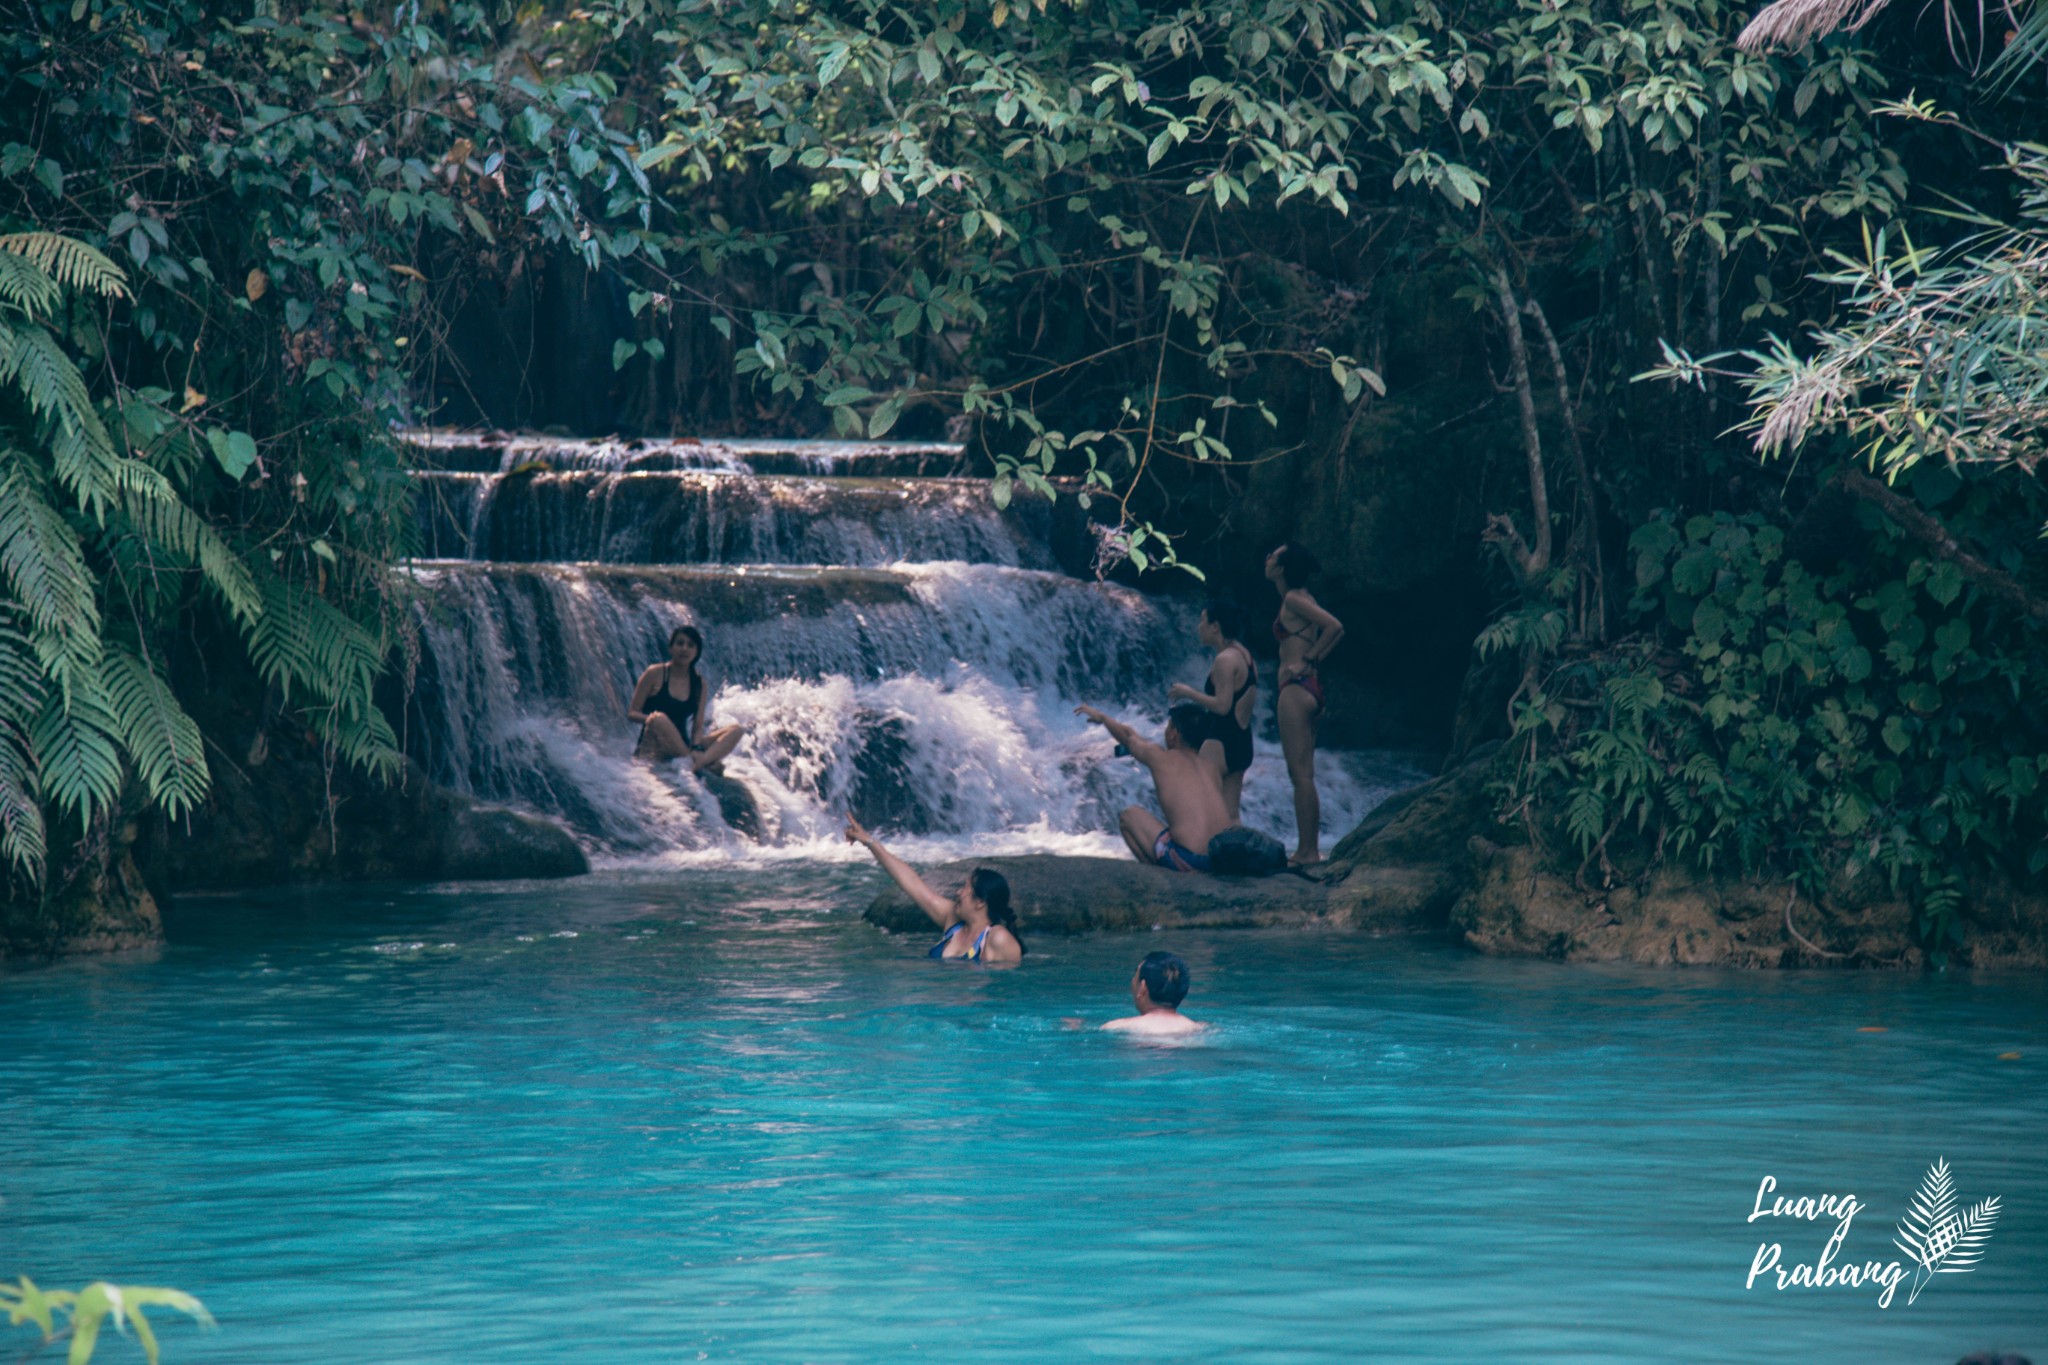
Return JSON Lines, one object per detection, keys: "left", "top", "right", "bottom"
{"left": 1925, "top": 560, "right": 1963, "bottom": 606}
{"left": 611, "top": 338, "right": 637, "bottom": 370}
{"left": 206, "top": 428, "right": 257, "bottom": 480}
{"left": 868, "top": 396, "right": 904, "bottom": 438}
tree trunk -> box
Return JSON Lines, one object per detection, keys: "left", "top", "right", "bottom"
{"left": 1488, "top": 264, "right": 1552, "bottom": 586}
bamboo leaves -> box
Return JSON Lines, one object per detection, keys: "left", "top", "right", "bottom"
{"left": 1, "top": 1276, "right": 213, "bottom": 1365}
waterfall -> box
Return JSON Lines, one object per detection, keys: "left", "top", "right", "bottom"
{"left": 402, "top": 433, "right": 1420, "bottom": 864}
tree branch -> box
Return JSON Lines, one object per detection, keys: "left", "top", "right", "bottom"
{"left": 1836, "top": 468, "right": 2048, "bottom": 624}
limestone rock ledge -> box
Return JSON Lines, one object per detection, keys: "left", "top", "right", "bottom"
{"left": 865, "top": 746, "right": 2048, "bottom": 968}
{"left": 864, "top": 855, "right": 1347, "bottom": 936}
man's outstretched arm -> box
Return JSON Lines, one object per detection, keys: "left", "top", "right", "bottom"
{"left": 1075, "top": 705, "right": 1165, "bottom": 765}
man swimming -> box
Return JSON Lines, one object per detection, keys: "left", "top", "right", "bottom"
{"left": 1074, "top": 702, "right": 1232, "bottom": 873}
{"left": 1103, "top": 952, "right": 1206, "bottom": 1035}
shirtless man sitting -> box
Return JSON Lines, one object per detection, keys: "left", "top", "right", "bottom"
{"left": 1074, "top": 702, "right": 1232, "bottom": 873}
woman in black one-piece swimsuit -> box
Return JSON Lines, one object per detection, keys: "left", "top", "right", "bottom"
{"left": 628, "top": 626, "right": 748, "bottom": 773}
{"left": 1168, "top": 599, "right": 1257, "bottom": 821}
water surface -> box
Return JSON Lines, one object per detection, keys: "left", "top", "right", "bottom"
{"left": 3, "top": 869, "right": 2043, "bottom": 1363}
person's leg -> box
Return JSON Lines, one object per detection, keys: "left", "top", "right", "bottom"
{"left": 636, "top": 713, "right": 691, "bottom": 761}
{"left": 686, "top": 723, "right": 749, "bottom": 773}
{"left": 1119, "top": 806, "right": 1165, "bottom": 865}
{"left": 1278, "top": 684, "right": 1322, "bottom": 862}
{"left": 1222, "top": 769, "right": 1245, "bottom": 824}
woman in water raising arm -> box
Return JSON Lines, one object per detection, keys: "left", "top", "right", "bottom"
{"left": 844, "top": 815, "right": 1024, "bottom": 962}
{"left": 1266, "top": 543, "right": 1344, "bottom": 864}
{"left": 628, "top": 625, "right": 749, "bottom": 774}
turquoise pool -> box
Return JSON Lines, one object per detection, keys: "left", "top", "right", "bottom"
{"left": 3, "top": 868, "right": 2043, "bottom": 1362}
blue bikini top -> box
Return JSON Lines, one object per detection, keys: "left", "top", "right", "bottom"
{"left": 929, "top": 923, "right": 992, "bottom": 960}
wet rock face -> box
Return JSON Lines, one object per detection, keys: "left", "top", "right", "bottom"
{"left": 2, "top": 846, "right": 163, "bottom": 960}
{"left": 146, "top": 748, "right": 587, "bottom": 891}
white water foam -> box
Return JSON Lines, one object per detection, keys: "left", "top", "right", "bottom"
{"left": 405, "top": 451, "right": 1424, "bottom": 864}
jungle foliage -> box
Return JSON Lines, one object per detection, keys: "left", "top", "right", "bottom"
{"left": 0, "top": 0, "right": 615, "bottom": 889}
{"left": 4, "top": 0, "right": 2046, "bottom": 935}
{"left": 1490, "top": 117, "right": 2048, "bottom": 952}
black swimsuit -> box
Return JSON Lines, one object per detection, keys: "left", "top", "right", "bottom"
{"left": 1200, "top": 646, "right": 1256, "bottom": 776}
{"left": 641, "top": 664, "right": 702, "bottom": 749}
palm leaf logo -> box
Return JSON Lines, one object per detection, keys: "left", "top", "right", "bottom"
{"left": 1893, "top": 1159, "right": 2001, "bottom": 1305}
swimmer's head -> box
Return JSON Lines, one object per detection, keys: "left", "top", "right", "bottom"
{"left": 1266, "top": 543, "right": 1321, "bottom": 591}
{"left": 1134, "top": 951, "right": 1190, "bottom": 1010}
{"left": 1165, "top": 702, "right": 1206, "bottom": 749}
{"left": 1199, "top": 599, "right": 1244, "bottom": 647}
{"left": 668, "top": 625, "right": 704, "bottom": 669}
{"left": 962, "top": 867, "right": 1026, "bottom": 954}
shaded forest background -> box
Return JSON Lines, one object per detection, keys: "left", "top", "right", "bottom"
{"left": 4, "top": 0, "right": 2047, "bottom": 954}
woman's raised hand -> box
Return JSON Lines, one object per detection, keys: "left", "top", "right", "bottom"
{"left": 844, "top": 814, "right": 876, "bottom": 849}
{"left": 1166, "top": 682, "right": 1198, "bottom": 703}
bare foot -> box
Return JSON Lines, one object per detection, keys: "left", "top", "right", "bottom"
{"left": 1289, "top": 852, "right": 1324, "bottom": 868}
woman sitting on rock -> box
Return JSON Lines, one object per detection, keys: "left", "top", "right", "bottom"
{"left": 844, "top": 815, "right": 1024, "bottom": 962}
{"left": 628, "top": 625, "right": 748, "bottom": 774}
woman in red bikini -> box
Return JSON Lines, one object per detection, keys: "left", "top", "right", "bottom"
{"left": 1264, "top": 543, "right": 1344, "bottom": 864}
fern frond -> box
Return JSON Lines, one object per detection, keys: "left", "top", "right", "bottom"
{"left": 1564, "top": 787, "right": 1608, "bottom": 850}
{"left": 0, "top": 616, "right": 47, "bottom": 729}
{"left": 0, "top": 232, "right": 128, "bottom": 301}
{"left": 1894, "top": 1158, "right": 1960, "bottom": 1263}
{"left": 324, "top": 700, "right": 403, "bottom": 781}
{"left": 1935, "top": 1196, "right": 2001, "bottom": 1272}
{"left": 246, "top": 572, "right": 385, "bottom": 710}
{"left": 0, "top": 322, "right": 122, "bottom": 516}
{"left": 114, "top": 483, "right": 263, "bottom": 626}
{"left": 0, "top": 249, "right": 60, "bottom": 319}
{"left": 103, "top": 647, "right": 209, "bottom": 819}
{"left": 27, "top": 681, "right": 123, "bottom": 824}
{"left": 0, "top": 728, "right": 44, "bottom": 884}
{"left": 0, "top": 467, "right": 102, "bottom": 700}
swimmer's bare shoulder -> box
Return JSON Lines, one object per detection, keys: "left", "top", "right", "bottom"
{"left": 1103, "top": 1012, "right": 1206, "bottom": 1035}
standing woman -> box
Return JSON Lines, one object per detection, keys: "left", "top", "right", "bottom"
{"left": 844, "top": 816, "right": 1024, "bottom": 962}
{"left": 1168, "top": 599, "right": 1257, "bottom": 822}
{"left": 1265, "top": 544, "right": 1345, "bottom": 864}
{"left": 628, "top": 625, "right": 748, "bottom": 774}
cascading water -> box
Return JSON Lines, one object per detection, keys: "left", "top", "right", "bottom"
{"left": 402, "top": 433, "right": 1423, "bottom": 864}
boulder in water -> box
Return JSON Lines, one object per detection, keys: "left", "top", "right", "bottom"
{"left": 698, "top": 770, "right": 763, "bottom": 842}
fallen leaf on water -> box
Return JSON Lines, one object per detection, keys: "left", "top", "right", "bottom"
{"left": 1857, "top": 1026, "right": 1888, "bottom": 1033}
{"left": 1999, "top": 1052, "right": 2021, "bottom": 1061}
